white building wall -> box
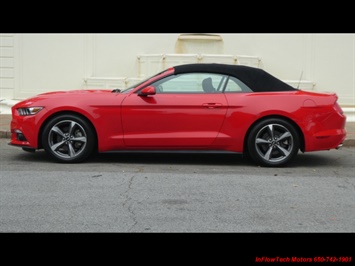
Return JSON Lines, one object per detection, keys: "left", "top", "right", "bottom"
{"left": 0, "top": 34, "right": 15, "bottom": 99}
{"left": 1, "top": 33, "right": 354, "bottom": 109}
{"left": 222, "top": 33, "right": 355, "bottom": 106}
{"left": 13, "top": 34, "right": 90, "bottom": 99}
{"left": 313, "top": 34, "right": 354, "bottom": 106}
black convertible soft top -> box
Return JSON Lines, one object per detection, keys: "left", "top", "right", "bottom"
{"left": 173, "top": 63, "right": 297, "bottom": 92}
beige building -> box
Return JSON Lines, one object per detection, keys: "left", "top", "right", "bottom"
{"left": 1, "top": 33, "right": 354, "bottom": 120}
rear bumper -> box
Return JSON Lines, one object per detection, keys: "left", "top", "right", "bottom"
{"left": 306, "top": 128, "right": 347, "bottom": 151}
{"left": 304, "top": 110, "right": 347, "bottom": 152}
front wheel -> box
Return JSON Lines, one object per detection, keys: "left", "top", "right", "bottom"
{"left": 247, "top": 118, "right": 300, "bottom": 167}
{"left": 41, "top": 114, "right": 96, "bottom": 163}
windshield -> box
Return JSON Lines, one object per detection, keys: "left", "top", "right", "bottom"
{"left": 119, "top": 69, "right": 168, "bottom": 94}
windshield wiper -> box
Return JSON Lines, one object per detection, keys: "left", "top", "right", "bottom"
{"left": 112, "top": 88, "right": 121, "bottom": 93}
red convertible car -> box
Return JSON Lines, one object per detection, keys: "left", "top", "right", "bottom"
{"left": 9, "top": 63, "right": 346, "bottom": 166}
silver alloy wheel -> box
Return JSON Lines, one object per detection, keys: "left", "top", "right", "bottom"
{"left": 47, "top": 120, "right": 87, "bottom": 159}
{"left": 254, "top": 123, "right": 293, "bottom": 163}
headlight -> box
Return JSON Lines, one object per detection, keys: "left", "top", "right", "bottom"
{"left": 17, "top": 107, "right": 43, "bottom": 116}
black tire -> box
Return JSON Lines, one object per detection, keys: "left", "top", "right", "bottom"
{"left": 41, "top": 114, "right": 96, "bottom": 163}
{"left": 247, "top": 118, "right": 300, "bottom": 167}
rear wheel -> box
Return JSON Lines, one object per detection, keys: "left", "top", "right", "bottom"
{"left": 247, "top": 118, "right": 300, "bottom": 167}
{"left": 41, "top": 114, "right": 96, "bottom": 163}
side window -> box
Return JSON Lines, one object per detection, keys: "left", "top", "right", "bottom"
{"left": 151, "top": 73, "right": 227, "bottom": 94}
{"left": 224, "top": 76, "right": 252, "bottom": 93}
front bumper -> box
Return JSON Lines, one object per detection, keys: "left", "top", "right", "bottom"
{"left": 10, "top": 115, "right": 40, "bottom": 149}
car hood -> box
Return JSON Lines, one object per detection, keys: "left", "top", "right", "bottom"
{"left": 13, "top": 89, "right": 123, "bottom": 108}
{"left": 37, "top": 89, "right": 114, "bottom": 97}
{"left": 27, "top": 89, "right": 116, "bottom": 101}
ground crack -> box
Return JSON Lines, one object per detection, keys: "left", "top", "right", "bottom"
{"left": 122, "top": 175, "right": 138, "bottom": 232}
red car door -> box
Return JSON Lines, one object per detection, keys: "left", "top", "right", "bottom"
{"left": 121, "top": 73, "right": 228, "bottom": 148}
{"left": 121, "top": 93, "right": 227, "bottom": 147}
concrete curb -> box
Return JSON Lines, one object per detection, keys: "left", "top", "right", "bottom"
{"left": 0, "top": 130, "right": 11, "bottom": 139}
{"left": 343, "top": 139, "right": 355, "bottom": 147}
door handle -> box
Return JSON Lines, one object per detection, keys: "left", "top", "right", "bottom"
{"left": 202, "top": 103, "right": 222, "bottom": 108}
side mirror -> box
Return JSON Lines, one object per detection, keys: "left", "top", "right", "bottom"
{"left": 138, "top": 86, "right": 156, "bottom": 96}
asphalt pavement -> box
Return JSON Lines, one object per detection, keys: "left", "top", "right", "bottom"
{"left": 1, "top": 114, "right": 354, "bottom": 146}
{"left": 1, "top": 136, "right": 355, "bottom": 232}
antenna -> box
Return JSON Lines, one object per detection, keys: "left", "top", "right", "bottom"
{"left": 297, "top": 71, "right": 303, "bottom": 89}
